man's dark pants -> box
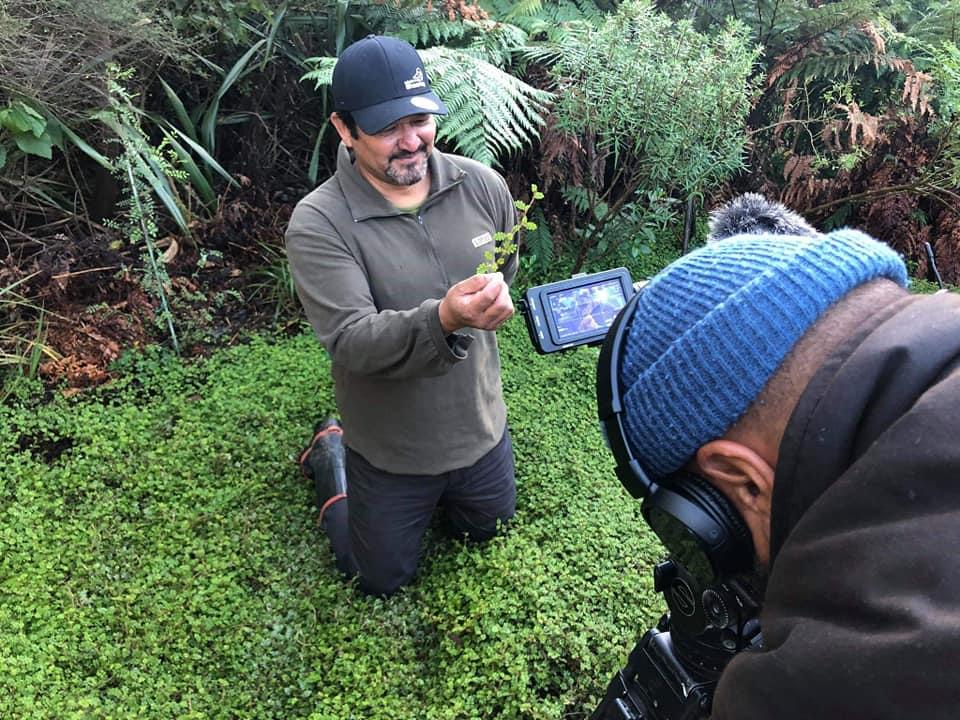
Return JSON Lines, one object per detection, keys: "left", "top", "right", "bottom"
{"left": 321, "top": 429, "right": 516, "bottom": 596}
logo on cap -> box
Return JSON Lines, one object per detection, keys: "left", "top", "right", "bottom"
{"left": 404, "top": 68, "right": 426, "bottom": 90}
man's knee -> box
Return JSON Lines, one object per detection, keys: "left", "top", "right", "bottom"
{"left": 352, "top": 534, "right": 421, "bottom": 597}
{"left": 449, "top": 503, "right": 515, "bottom": 543}
{"left": 357, "top": 563, "right": 416, "bottom": 597}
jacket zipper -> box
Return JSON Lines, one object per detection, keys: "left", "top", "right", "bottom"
{"left": 415, "top": 212, "right": 451, "bottom": 288}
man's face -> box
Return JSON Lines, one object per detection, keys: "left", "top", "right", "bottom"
{"left": 338, "top": 114, "right": 436, "bottom": 189}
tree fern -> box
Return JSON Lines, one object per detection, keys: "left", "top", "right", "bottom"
{"left": 658, "top": 0, "right": 879, "bottom": 48}
{"left": 464, "top": 20, "right": 532, "bottom": 67}
{"left": 358, "top": 0, "right": 551, "bottom": 51}
{"left": 501, "top": 0, "right": 545, "bottom": 21}
{"left": 362, "top": 2, "right": 473, "bottom": 47}
{"left": 890, "top": 0, "right": 960, "bottom": 47}
{"left": 654, "top": 0, "right": 950, "bottom": 167}
{"left": 484, "top": 0, "right": 608, "bottom": 42}
{"left": 420, "top": 47, "right": 552, "bottom": 165}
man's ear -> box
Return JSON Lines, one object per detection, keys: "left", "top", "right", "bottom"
{"left": 329, "top": 113, "right": 353, "bottom": 148}
{"left": 694, "top": 439, "right": 774, "bottom": 567}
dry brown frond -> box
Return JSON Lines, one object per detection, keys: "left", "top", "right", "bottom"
{"left": 821, "top": 118, "right": 845, "bottom": 152}
{"left": 768, "top": 40, "right": 821, "bottom": 88}
{"left": 858, "top": 20, "right": 886, "bottom": 56}
{"left": 781, "top": 154, "right": 834, "bottom": 210}
{"left": 902, "top": 69, "right": 934, "bottom": 118}
{"left": 836, "top": 101, "right": 881, "bottom": 148}
{"left": 932, "top": 210, "right": 960, "bottom": 283}
{"left": 773, "top": 79, "right": 799, "bottom": 139}
{"left": 537, "top": 115, "right": 590, "bottom": 192}
{"left": 439, "top": 0, "right": 487, "bottom": 22}
{"left": 888, "top": 57, "right": 913, "bottom": 75}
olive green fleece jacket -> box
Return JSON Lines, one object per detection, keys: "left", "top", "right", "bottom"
{"left": 285, "top": 144, "right": 517, "bottom": 474}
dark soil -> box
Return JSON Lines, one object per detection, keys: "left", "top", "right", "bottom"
{"left": 2, "top": 183, "right": 302, "bottom": 391}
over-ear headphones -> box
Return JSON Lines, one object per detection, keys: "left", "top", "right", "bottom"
{"left": 596, "top": 290, "right": 755, "bottom": 589}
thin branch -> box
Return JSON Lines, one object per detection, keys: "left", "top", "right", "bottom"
{"left": 806, "top": 180, "right": 960, "bottom": 216}
{"left": 50, "top": 266, "right": 120, "bottom": 281}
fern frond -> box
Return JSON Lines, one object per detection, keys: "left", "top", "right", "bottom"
{"left": 782, "top": 50, "right": 883, "bottom": 84}
{"left": 465, "top": 21, "right": 532, "bottom": 67}
{"left": 522, "top": 206, "right": 554, "bottom": 270}
{"left": 484, "top": 0, "right": 606, "bottom": 38}
{"left": 896, "top": 0, "right": 960, "bottom": 47}
{"left": 360, "top": 3, "right": 471, "bottom": 46}
{"left": 420, "top": 47, "right": 553, "bottom": 165}
{"left": 668, "top": 0, "right": 881, "bottom": 54}
{"left": 300, "top": 56, "right": 336, "bottom": 87}
{"left": 503, "top": 0, "right": 544, "bottom": 21}
{"left": 561, "top": 185, "right": 591, "bottom": 213}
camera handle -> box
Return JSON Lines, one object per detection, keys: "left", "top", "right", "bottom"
{"left": 590, "top": 620, "right": 715, "bottom": 720}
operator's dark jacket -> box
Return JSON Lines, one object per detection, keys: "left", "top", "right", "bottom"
{"left": 712, "top": 290, "right": 960, "bottom": 719}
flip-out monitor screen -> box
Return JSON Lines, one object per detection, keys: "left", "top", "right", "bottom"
{"left": 547, "top": 279, "right": 627, "bottom": 341}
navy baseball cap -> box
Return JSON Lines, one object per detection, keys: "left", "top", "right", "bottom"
{"left": 332, "top": 35, "right": 448, "bottom": 135}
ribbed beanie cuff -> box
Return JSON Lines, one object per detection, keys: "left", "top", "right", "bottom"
{"left": 620, "top": 228, "right": 908, "bottom": 479}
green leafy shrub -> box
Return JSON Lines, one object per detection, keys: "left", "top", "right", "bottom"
{"left": 541, "top": 0, "right": 759, "bottom": 271}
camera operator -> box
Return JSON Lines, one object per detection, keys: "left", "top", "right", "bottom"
{"left": 615, "top": 195, "right": 960, "bottom": 718}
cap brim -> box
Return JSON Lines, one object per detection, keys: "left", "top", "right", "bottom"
{"left": 352, "top": 92, "right": 448, "bottom": 135}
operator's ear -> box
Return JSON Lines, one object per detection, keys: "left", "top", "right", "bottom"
{"left": 693, "top": 439, "right": 774, "bottom": 567}
{"left": 330, "top": 113, "right": 354, "bottom": 149}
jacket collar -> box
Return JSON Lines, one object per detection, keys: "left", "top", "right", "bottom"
{"left": 335, "top": 143, "right": 466, "bottom": 222}
{"left": 771, "top": 292, "right": 960, "bottom": 564}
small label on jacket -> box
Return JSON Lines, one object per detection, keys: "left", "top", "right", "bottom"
{"left": 471, "top": 232, "right": 493, "bottom": 248}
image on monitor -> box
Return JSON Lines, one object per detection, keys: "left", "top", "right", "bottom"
{"left": 548, "top": 279, "right": 627, "bottom": 341}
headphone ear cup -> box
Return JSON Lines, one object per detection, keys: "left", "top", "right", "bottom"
{"left": 642, "top": 472, "right": 755, "bottom": 586}
{"left": 675, "top": 471, "right": 753, "bottom": 555}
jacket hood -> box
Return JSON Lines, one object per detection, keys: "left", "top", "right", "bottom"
{"left": 772, "top": 291, "right": 960, "bottom": 565}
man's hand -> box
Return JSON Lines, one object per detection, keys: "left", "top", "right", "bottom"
{"left": 439, "top": 272, "right": 514, "bottom": 334}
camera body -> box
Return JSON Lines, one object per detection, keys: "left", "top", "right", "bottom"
{"left": 591, "top": 624, "right": 715, "bottom": 720}
{"left": 519, "top": 268, "right": 764, "bottom": 720}
{"left": 590, "top": 563, "right": 762, "bottom": 720}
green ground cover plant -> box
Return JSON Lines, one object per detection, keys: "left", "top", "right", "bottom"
{"left": 0, "top": 318, "right": 666, "bottom": 720}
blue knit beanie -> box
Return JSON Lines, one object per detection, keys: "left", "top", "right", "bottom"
{"left": 620, "top": 223, "right": 908, "bottom": 480}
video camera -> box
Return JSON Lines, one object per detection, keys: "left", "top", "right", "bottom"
{"left": 519, "top": 269, "right": 764, "bottom": 720}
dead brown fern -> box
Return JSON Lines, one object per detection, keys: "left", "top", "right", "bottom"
{"left": 773, "top": 80, "right": 800, "bottom": 140}
{"left": 902, "top": 68, "right": 934, "bottom": 118}
{"left": 858, "top": 20, "right": 886, "bottom": 56}
{"left": 863, "top": 188, "right": 930, "bottom": 270}
{"left": 781, "top": 154, "right": 839, "bottom": 210}
{"left": 423, "top": 0, "right": 488, "bottom": 21}
{"left": 536, "top": 114, "right": 604, "bottom": 195}
{"left": 836, "top": 101, "right": 882, "bottom": 148}
{"left": 767, "top": 40, "right": 822, "bottom": 89}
